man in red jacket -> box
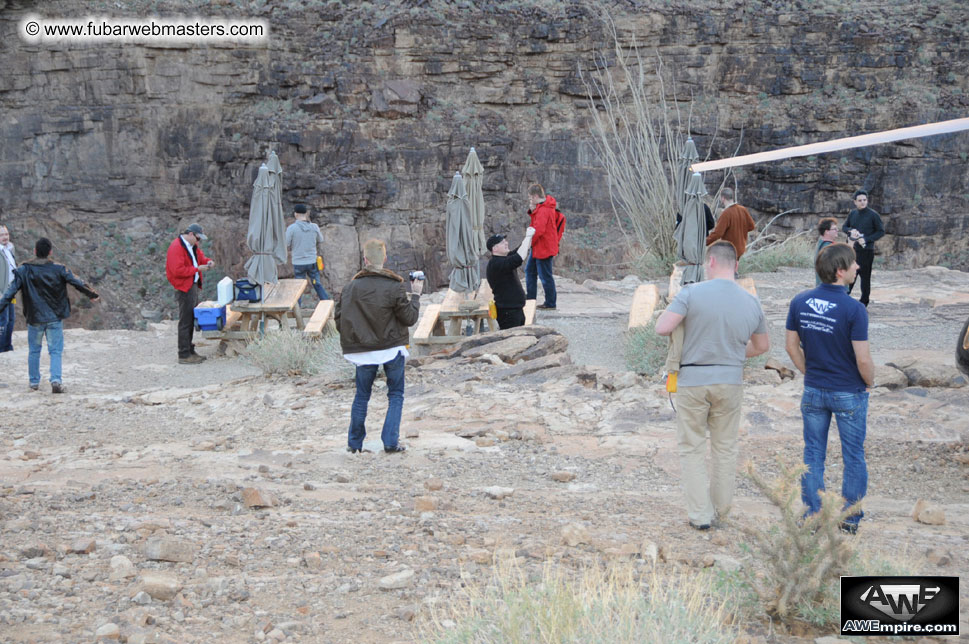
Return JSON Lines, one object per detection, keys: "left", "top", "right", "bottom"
{"left": 165, "top": 223, "right": 215, "bottom": 364}
{"left": 525, "top": 183, "right": 563, "bottom": 309}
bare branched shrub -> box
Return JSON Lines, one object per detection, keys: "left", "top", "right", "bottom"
{"left": 739, "top": 460, "right": 859, "bottom": 623}
{"left": 581, "top": 16, "right": 734, "bottom": 273}
{"left": 581, "top": 23, "right": 680, "bottom": 268}
{"left": 245, "top": 330, "right": 351, "bottom": 378}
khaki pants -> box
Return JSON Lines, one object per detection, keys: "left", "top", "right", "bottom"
{"left": 675, "top": 384, "right": 744, "bottom": 525}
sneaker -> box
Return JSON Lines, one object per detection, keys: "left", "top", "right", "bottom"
{"left": 346, "top": 446, "right": 370, "bottom": 454}
{"left": 384, "top": 444, "right": 407, "bottom": 454}
{"left": 537, "top": 304, "right": 556, "bottom": 310}
{"left": 689, "top": 521, "right": 711, "bottom": 531}
{"left": 51, "top": 382, "right": 66, "bottom": 394}
{"left": 839, "top": 522, "right": 859, "bottom": 535}
{"left": 178, "top": 354, "right": 205, "bottom": 364}
{"left": 29, "top": 384, "right": 39, "bottom": 391}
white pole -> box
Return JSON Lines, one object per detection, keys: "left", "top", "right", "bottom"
{"left": 691, "top": 117, "right": 969, "bottom": 173}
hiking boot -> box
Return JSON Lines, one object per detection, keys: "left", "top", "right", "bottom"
{"left": 839, "top": 521, "right": 859, "bottom": 535}
{"left": 190, "top": 351, "right": 207, "bottom": 362}
{"left": 347, "top": 446, "right": 371, "bottom": 454}
{"left": 51, "top": 382, "right": 66, "bottom": 394}
{"left": 178, "top": 354, "right": 205, "bottom": 364}
{"left": 537, "top": 304, "right": 556, "bottom": 310}
{"left": 384, "top": 444, "right": 407, "bottom": 454}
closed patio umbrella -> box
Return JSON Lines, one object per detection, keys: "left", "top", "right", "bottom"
{"left": 461, "top": 147, "right": 486, "bottom": 257}
{"left": 244, "top": 154, "right": 286, "bottom": 285}
{"left": 446, "top": 172, "right": 480, "bottom": 293}
{"left": 675, "top": 137, "right": 699, "bottom": 217}
{"left": 674, "top": 172, "right": 707, "bottom": 285}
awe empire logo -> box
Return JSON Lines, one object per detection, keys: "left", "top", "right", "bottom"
{"left": 859, "top": 583, "right": 938, "bottom": 621}
{"left": 841, "top": 576, "right": 959, "bottom": 636}
{"left": 806, "top": 298, "right": 837, "bottom": 316}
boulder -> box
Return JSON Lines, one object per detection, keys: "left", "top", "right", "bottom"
{"left": 378, "top": 569, "right": 415, "bottom": 590}
{"left": 874, "top": 364, "right": 908, "bottom": 390}
{"left": 888, "top": 358, "right": 967, "bottom": 388}
{"left": 241, "top": 487, "right": 276, "bottom": 508}
{"left": 764, "top": 358, "right": 796, "bottom": 380}
{"left": 140, "top": 572, "right": 181, "bottom": 600}
{"left": 461, "top": 335, "right": 538, "bottom": 363}
{"left": 144, "top": 537, "right": 197, "bottom": 563}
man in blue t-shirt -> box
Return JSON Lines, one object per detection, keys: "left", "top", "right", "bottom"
{"left": 785, "top": 243, "right": 874, "bottom": 534}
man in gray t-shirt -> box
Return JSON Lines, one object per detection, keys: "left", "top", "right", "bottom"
{"left": 656, "top": 241, "right": 769, "bottom": 530}
{"left": 285, "top": 204, "right": 329, "bottom": 302}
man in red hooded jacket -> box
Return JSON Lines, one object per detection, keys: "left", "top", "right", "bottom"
{"left": 525, "top": 183, "right": 563, "bottom": 309}
{"left": 165, "top": 223, "right": 215, "bottom": 364}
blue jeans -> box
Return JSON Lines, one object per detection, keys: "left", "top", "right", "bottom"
{"left": 800, "top": 385, "right": 869, "bottom": 526}
{"left": 293, "top": 263, "right": 330, "bottom": 305}
{"left": 348, "top": 351, "right": 405, "bottom": 450}
{"left": 28, "top": 320, "right": 64, "bottom": 386}
{"left": 524, "top": 254, "right": 556, "bottom": 308}
{"left": 0, "top": 304, "right": 14, "bottom": 352}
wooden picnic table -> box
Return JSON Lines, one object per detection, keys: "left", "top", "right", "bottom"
{"left": 201, "top": 278, "right": 308, "bottom": 341}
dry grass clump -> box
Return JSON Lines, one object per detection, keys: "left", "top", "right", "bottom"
{"left": 421, "top": 558, "right": 742, "bottom": 644}
{"left": 245, "top": 330, "right": 351, "bottom": 378}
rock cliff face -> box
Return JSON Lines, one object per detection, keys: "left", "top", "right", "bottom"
{"left": 1, "top": 0, "right": 967, "bottom": 327}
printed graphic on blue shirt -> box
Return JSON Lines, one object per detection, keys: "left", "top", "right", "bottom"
{"left": 787, "top": 284, "right": 868, "bottom": 392}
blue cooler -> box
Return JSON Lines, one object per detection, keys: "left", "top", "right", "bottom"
{"left": 234, "top": 279, "right": 262, "bottom": 302}
{"left": 194, "top": 302, "right": 227, "bottom": 331}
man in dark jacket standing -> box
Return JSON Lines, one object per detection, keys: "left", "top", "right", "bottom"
{"left": 165, "top": 223, "right": 214, "bottom": 364}
{"left": 335, "top": 239, "right": 423, "bottom": 454}
{"left": 844, "top": 190, "right": 885, "bottom": 307}
{"left": 0, "top": 237, "right": 99, "bottom": 393}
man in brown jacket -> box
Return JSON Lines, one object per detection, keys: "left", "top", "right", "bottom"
{"left": 706, "top": 187, "right": 756, "bottom": 258}
{"left": 335, "top": 239, "right": 423, "bottom": 454}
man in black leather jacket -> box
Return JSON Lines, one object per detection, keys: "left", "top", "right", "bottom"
{"left": 0, "top": 237, "right": 99, "bottom": 393}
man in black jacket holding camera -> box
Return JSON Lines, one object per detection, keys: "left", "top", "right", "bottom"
{"left": 844, "top": 190, "right": 885, "bottom": 307}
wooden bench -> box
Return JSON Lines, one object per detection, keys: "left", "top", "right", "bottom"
{"left": 523, "top": 300, "right": 537, "bottom": 326}
{"left": 738, "top": 277, "right": 757, "bottom": 297}
{"left": 413, "top": 303, "right": 443, "bottom": 344}
{"left": 302, "top": 300, "right": 334, "bottom": 338}
{"left": 627, "top": 284, "right": 659, "bottom": 330}
{"left": 224, "top": 305, "right": 242, "bottom": 330}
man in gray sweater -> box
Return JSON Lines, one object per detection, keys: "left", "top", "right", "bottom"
{"left": 285, "top": 204, "right": 330, "bottom": 303}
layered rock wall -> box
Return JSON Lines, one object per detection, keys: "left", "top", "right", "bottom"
{"left": 1, "top": 0, "right": 967, "bottom": 327}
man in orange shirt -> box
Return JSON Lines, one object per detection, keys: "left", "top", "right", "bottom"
{"left": 706, "top": 187, "right": 756, "bottom": 258}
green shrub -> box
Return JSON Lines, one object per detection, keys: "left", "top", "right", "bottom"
{"left": 625, "top": 322, "right": 668, "bottom": 376}
{"left": 740, "top": 235, "right": 814, "bottom": 274}
{"left": 632, "top": 250, "right": 674, "bottom": 280}
{"left": 422, "top": 560, "right": 742, "bottom": 644}
{"left": 245, "top": 330, "right": 351, "bottom": 378}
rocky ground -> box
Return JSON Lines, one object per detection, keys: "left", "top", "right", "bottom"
{"left": 1, "top": 266, "right": 968, "bottom": 644}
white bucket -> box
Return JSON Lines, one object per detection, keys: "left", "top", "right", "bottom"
{"left": 216, "top": 276, "right": 234, "bottom": 305}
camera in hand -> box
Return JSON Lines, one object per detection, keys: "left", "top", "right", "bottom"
{"left": 408, "top": 270, "right": 426, "bottom": 281}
